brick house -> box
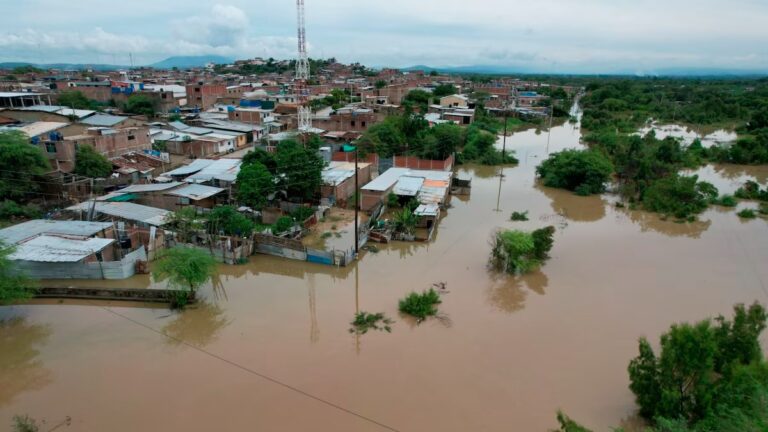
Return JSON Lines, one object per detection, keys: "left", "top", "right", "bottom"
{"left": 185, "top": 83, "right": 227, "bottom": 109}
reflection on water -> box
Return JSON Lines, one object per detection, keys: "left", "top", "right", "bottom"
{"left": 162, "top": 302, "right": 230, "bottom": 348}
{"left": 487, "top": 270, "right": 549, "bottom": 313}
{"left": 618, "top": 207, "right": 712, "bottom": 238}
{"left": 536, "top": 183, "right": 607, "bottom": 222}
{"left": 684, "top": 164, "right": 768, "bottom": 195}
{"left": 637, "top": 123, "right": 737, "bottom": 147}
{"left": 0, "top": 317, "right": 53, "bottom": 407}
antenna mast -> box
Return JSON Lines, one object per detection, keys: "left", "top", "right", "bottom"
{"left": 295, "top": 0, "right": 312, "bottom": 133}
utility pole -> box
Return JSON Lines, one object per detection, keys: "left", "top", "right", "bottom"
{"left": 500, "top": 106, "right": 509, "bottom": 177}
{"left": 354, "top": 146, "right": 359, "bottom": 256}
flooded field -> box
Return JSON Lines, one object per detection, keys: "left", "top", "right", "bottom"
{"left": 637, "top": 122, "right": 738, "bottom": 147}
{"left": 2, "top": 113, "right": 768, "bottom": 431}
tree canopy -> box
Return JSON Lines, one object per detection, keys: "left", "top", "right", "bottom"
{"left": 153, "top": 246, "right": 217, "bottom": 295}
{"left": 0, "top": 242, "right": 35, "bottom": 305}
{"left": 0, "top": 131, "right": 50, "bottom": 201}
{"left": 536, "top": 149, "right": 614, "bottom": 195}
{"left": 73, "top": 145, "right": 113, "bottom": 178}
{"left": 123, "top": 94, "right": 157, "bottom": 117}
{"left": 274, "top": 139, "right": 325, "bottom": 201}
{"left": 207, "top": 206, "right": 254, "bottom": 237}
{"left": 236, "top": 161, "right": 273, "bottom": 209}
{"left": 57, "top": 91, "right": 97, "bottom": 110}
{"left": 432, "top": 84, "right": 457, "bottom": 98}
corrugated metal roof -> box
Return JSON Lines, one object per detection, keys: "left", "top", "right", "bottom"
{"left": 185, "top": 159, "right": 241, "bottom": 183}
{"left": 361, "top": 168, "right": 410, "bottom": 192}
{"left": 167, "top": 184, "right": 225, "bottom": 200}
{"left": 2, "top": 121, "right": 69, "bottom": 138}
{"left": 80, "top": 114, "right": 127, "bottom": 127}
{"left": 55, "top": 108, "right": 96, "bottom": 119}
{"left": 11, "top": 235, "right": 114, "bottom": 262}
{"left": 118, "top": 182, "right": 182, "bottom": 193}
{"left": 67, "top": 202, "right": 170, "bottom": 226}
{"left": 18, "top": 104, "right": 60, "bottom": 112}
{"left": 0, "top": 220, "right": 112, "bottom": 245}
{"left": 393, "top": 176, "right": 424, "bottom": 196}
{"left": 418, "top": 185, "right": 449, "bottom": 204}
{"left": 414, "top": 203, "right": 440, "bottom": 217}
{"left": 322, "top": 168, "right": 355, "bottom": 187}
{"left": 163, "top": 159, "right": 215, "bottom": 176}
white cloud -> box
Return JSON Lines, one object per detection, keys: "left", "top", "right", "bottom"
{"left": 0, "top": 0, "right": 767, "bottom": 72}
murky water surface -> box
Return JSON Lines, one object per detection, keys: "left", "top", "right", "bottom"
{"left": 637, "top": 122, "right": 738, "bottom": 147}
{"left": 2, "top": 110, "right": 767, "bottom": 431}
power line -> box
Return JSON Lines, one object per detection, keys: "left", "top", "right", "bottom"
{"left": 97, "top": 305, "right": 400, "bottom": 432}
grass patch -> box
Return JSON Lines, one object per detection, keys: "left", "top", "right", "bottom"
{"left": 398, "top": 289, "right": 442, "bottom": 322}
{"left": 510, "top": 211, "right": 529, "bottom": 221}
{"left": 349, "top": 312, "right": 393, "bottom": 334}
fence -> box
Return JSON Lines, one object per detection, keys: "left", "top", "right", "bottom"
{"left": 252, "top": 233, "right": 355, "bottom": 266}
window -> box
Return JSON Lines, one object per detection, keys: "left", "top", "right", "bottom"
{"left": 351, "top": 120, "right": 356, "bottom": 127}
{"left": 128, "top": 135, "right": 135, "bottom": 141}
{"left": 361, "top": 121, "right": 366, "bottom": 127}
{"left": 194, "top": 87, "right": 200, "bottom": 92}
{"left": 45, "top": 142, "right": 56, "bottom": 153}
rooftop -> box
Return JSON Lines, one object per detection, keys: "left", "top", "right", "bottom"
{"left": 167, "top": 184, "right": 225, "bottom": 200}
{"left": 10, "top": 235, "right": 114, "bottom": 263}
{"left": 67, "top": 201, "right": 171, "bottom": 226}
{"left": 80, "top": 114, "right": 128, "bottom": 127}
{"left": 0, "top": 220, "right": 113, "bottom": 245}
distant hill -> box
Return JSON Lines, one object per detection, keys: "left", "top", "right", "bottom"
{"left": 150, "top": 55, "right": 234, "bottom": 69}
{"left": 403, "top": 64, "right": 768, "bottom": 77}
{"left": 0, "top": 62, "right": 127, "bottom": 71}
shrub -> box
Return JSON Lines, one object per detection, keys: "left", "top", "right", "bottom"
{"left": 641, "top": 175, "right": 718, "bottom": 219}
{"left": 349, "top": 312, "right": 393, "bottom": 334}
{"left": 0, "top": 200, "right": 41, "bottom": 220}
{"left": 490, "top": 226, "right": 555, "bottom": 274}
{"left": 734, "top": 180, "right": 768, "bottom": 201}
{"left": 737, "top": 209, "right": 757, "bottom": 219}
{"left": 536, "top": 149, "right": 613, "bottom": 195}
{"left": 510, "top": 211, "right": 529, "bottom": 221}
{"left": 386, "top": 192, "right": 399, "bottom": 208}
{"left": 398, "top": 289, "right": 441, "bottom": 321}
{"left": 273, "top": 216, "right": 295, "bottom": 234}
{"left": 712, "top": 195, "right": 738, "bottom": 207}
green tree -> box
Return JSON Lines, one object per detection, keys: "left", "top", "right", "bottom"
{"left": 490, "top": 227, "right": 555, "bottom": 275}
{"left": 164, "top": 207, "right": 203, "bottom": 243}
{"left": 628, "top": 303, "right": 768, "bottom": 426}
{"left": 375, "top": 80, "right": 387, "bottom": 89}
{"left": 242, "top": 148, "right": 277, "bottom": 173}
{"left": 207, "top": 206, "right": 254, "bottom": 237}
{"left": 0, "top": 242, "right": 35, "bottom": 305}
{"left": 536, "top": 149, "right": 614, "bottom": 195}
{"left": 274, "top": 140, "right": 325, "bottom": 200}
{"left": 236, "top": 161, "right": 273, "bottom": 209}
{"left": 123, "top": 94, "right": 157, "bottom": 117}
{"left": 432, "top": 84, "right": 457, "bottom": 97}
{"left": 642, "top": 175, "right": 718, "bottom": 219}
{"left": 0, "top": 131, "right": 50, "bottom": 201}
{"left": 73, "top": 145, "right": 112, "bottom": 178}
{"left": 153, "top": 247, "right": 217, "bottom": 307}
{"left": 57, "top": 91, "right": 95, "bottom": 110}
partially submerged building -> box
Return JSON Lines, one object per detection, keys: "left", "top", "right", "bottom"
{"left": 0, "top": 220, "right": 147, "bottom": 279}
{"left": 360, "top": 168, "right": 452, "bottom": 211}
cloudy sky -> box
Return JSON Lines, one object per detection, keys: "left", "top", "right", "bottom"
{"left": 1, "top": 0, "right": 767, "bottom": 73}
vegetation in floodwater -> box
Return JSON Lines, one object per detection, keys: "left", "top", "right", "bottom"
{"left": 490, "top": 226, "right": 555, "bottom": 275}
{"left": 536, "top": 149, "right": 613, "bottom": 195}
{"left": 641, "top": 174, "right": 718, "bottom": 220}
{"left": 759, "top": 203, "right": 768, "bottom": 215}
{"left": 393, "top": 207, "right": 417, "bottom": 235}
{"left": 737, "top": 208, "right": 757, "bottom": 219}
{"left": 320, "top": 232, "right": 332, "bottom": 239}
{"left": 152, "top": 246, "right": 217, "bottom": 309}
{"left": 510, "top": 211, "right": 529, "bottom": 221}
{"left": 711, "top": 194, "right": 738, "bottom": 207}
{"left": 12, "top": 415, "right": 38, "bottom": 432}
{"left": 349, "top": 312, "right": 394, "bottom": 334}
{"left": 559, "top": 302, "right": 768, "bottom": 432}
{"left": 398, "top": 289, "right": 442, "bottom": 321}
{"left": 734, "top": 180, "right": 768, "bottom": 201}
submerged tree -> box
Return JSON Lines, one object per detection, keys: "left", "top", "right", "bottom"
{"left": 536, "top": 149, "right": 614, "bottom": 195}
{"left": 490, "top": 226, "right": 555, "bottom": 275}
{"left": 153, "top": 247, "right": 217, "bottom": 308}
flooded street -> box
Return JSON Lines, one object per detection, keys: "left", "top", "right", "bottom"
{"left": 2, "top": 113, "right": 768, "bottom": 431}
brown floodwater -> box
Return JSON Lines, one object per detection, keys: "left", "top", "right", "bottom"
{"left": 2, "top": 111, "right": 768, "bottom": 431}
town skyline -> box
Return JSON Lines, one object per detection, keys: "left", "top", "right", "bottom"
{"left": 1, "top": 0, "right": 767, "bottom": 74}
